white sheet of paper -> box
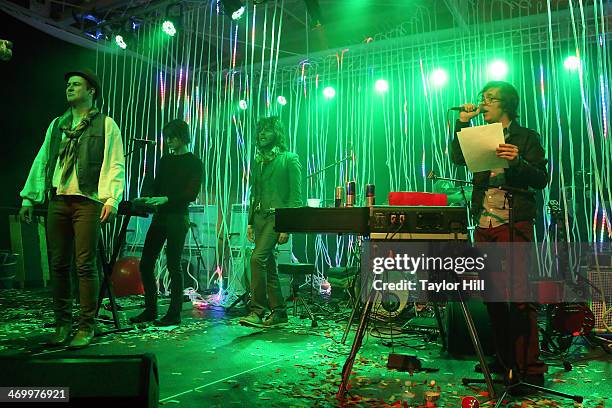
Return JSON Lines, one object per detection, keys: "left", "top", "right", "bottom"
{"left": 456, "top": 123, "right": 508, "bottom": 173}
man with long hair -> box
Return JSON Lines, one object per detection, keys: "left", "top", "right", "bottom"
{"left": 240, "top": 116, "right": 302, "bottom": 328}
{"left": 19, "top": 69, "right": 125, "bottom": 348}
{"left": 451, "top": 81, "right": 548, "bottom": 394}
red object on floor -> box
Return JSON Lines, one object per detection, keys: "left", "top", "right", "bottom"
{"left": 111, "top": 256, "right": 145, "bottom": 297}
{"left": 388, "top": 192, "right": 448, "bottom": 206}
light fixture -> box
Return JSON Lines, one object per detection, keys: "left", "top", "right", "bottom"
{"left": 488, "top": 60, "right": 508, "bottom": 79}
{"left": 563, "top": 55, "right": 580, "bottom": 71}
{"left": 277, "top": 95, "right": 287, "bottom": 105}
{"left": 323, "top": 86, "right": 335, "bottom": 99}
{"left": 115, "top": 35, "right": 127, "bottom": 49}
{"left": 220, "top": 0, "right": 245, "bottom": 21}
{"left": 429, "top": 69, "right": 448, "bottom": 87}
{"left": 238, "top": 99, "right": 248, "bottom": 110}
{"left": 374, "top": 79, "right": 389, "bottom": 93}
{"left": 162, "top": 21, "right": 176, "bottom": 36}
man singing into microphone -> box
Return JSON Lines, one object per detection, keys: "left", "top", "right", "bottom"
{"left": 239, "top": 116, "right": 302, "bottom": 328}
{"left": 19, "top": 69, "right": 125, "bottom": 348}
{"left": 451, "top": 81, "right": 548, "bottom": 394}
{"left": 130, "top": 119, "right": 202, "bottom": 326}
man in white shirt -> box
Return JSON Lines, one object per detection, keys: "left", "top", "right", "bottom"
{"left": 19, "top": 69, "right": 125, "bottom": 349}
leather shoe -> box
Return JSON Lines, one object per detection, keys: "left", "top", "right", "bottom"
{"left": 154, "top": 315, "right": 181, "bottom": 327}
{"left": 68, "top": 329, "right": 94, "bottom": 349}
{"left": 47, "top": 325, "right": 71, "bottom": 346}
{"left": 474, "top": 360, "right": 505, "bottom": 374}
{"left": 130, "top": 310, "right": 158, "bottom": 324}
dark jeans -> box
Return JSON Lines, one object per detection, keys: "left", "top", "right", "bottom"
{"left": 47, "top": 195, "right": 102, "bottom": 331}
{"left": 475, "top": 221, "right": 547, "bottom": 376}
{"left": 139, "top": 213, "right": 189, "bottom": 318}
{"left": 249, "top": 211, "right": 286, "bottom": 317}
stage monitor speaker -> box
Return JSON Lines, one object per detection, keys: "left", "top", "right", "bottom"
{"left": 0, "top": 354, "right": 159, "bottom": 407}
{"left": 446, "top": 300, "right": 495, "bottom": 356}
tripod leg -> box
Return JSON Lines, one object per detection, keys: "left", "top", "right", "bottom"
{"left": 297, "top": 296, "right": 318, "bottom": 327}
{"left": 336, "top": 290, "right": 375, "bottom": 400}
{"left": 225, "top": 292, "right": 249, "bottom": 312}
{"left": 341, "top": 299, "right": 361, "bottom": 344}
{"left": 432, "top": 303, "right": 447, "bottom": 351}
{"left": 458, "top": 297, "right": 496, "bottom": 398}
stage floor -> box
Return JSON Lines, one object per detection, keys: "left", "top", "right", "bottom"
{"left": 0, "top": 288, "right": 609, "bottom": 407}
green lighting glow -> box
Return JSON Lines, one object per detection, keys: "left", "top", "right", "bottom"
{"left": 323, "top": 86, "right": 336, "bottom": 99}
{"left": 488, "top": 60, "right": 508, "bottom": 79}
{"left": 238, "top": 99, "right": 248, "bottom": 110}
{"left": 375, "top": 79, "right": 389, "bottom": 93}
{"left": 277, "top": 95, "right": 287, "bottom": 105}
{"left": 429, "top": 69, "right": 448, "bottom": 87}
{"left": 564, "top": 55, "right": 581, "bottom": 71}
{"left": 162, "top": 21, "right": 177, "bottom": 37}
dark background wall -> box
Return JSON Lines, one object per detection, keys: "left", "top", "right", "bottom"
{"left": 0, "top": 12, "right": 97, "bottom": 250}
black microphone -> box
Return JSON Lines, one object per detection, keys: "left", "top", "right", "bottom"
{"left": 133, "top": 138, "right": 156, "bottom": 145}
{"left": 449, "top": 105, "right": 487, "bottom": 113}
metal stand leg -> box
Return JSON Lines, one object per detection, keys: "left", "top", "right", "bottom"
{"left": 337, "top": 289, "right": 376, "bottom": 400}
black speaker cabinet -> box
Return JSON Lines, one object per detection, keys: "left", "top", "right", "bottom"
{"left": 0, "top": 354, "right": 159, "bottom": 407}
{"left": 446, "top": 300, "right": 495, "bottom": 356}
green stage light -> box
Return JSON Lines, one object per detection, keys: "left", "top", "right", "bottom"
{"left": 429, "top": 69, "right": 448, "bottom": 87}
{"left": 232, "top": 6, "right": 245, "bottom": 20}
{"left": 238, "top": 100, "right": 248, "bottom": 110}
{"left": 323, "top": 86, "right": 336, "bottom": 99}
{"left": 375, "top": 79, "right": 389, "bottom": 93}
{"left": 115, "top": 35, "right": 127, "bottom": 49}
{"left": 488, "top": 60, "right": 508, "bottom": 79}
{"left": 564, "top": 55, "right": 580, "bottom": 71}
{"left": 277, "top": 95, "right": 287, "bottom": 105}
{"left": 162, "top": 21, "right": 177, "bottom": 36}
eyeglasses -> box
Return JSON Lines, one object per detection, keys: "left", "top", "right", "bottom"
{"left": 479, "top": 96, "right": 502, "bottom": 105}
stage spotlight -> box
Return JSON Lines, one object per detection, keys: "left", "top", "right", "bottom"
{"left": 238, "top": 99, "right": 248, "bottom": 110}
{"left": 375, "top": 79, "right": 389, "bottom": 93}
{"left": 162, "top": 21, "right": 177, "bottom": 36}
{"left": 220, "top": 0, "right": 245, "bottom": 20}
{"left": 564, "top": 55, "right": 580, "bottom": 71}
{"left": 115, "top": 35, "right": 127, "bottom": 49}
{"left": 277, "top": 95, "right": 287, "bottom": 105}
{"left": 323, "top": 86, "right": 336, "bottom": 99}
{"left": 488, "top": 60, "right": 508, "bottom": 79}
{"left": 429, "top": 69, "right": 448, "bottom": 87}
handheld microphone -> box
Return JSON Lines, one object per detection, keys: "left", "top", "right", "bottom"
{"left": 449, "top": 105, "right": 487, "bottom": 113}
{"left": 133, "top": 138, "right": 156, "bottom": 145}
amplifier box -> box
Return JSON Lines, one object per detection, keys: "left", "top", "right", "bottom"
{"left": 369, "top": 206, "right": 468, "bottom": 234}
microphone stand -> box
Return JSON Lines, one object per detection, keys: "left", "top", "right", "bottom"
{"left": 306, "top": 153, "right": 352, "bottom": 179}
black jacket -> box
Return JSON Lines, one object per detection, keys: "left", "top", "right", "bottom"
{"left": 451, "top": 120, "right": 548, "bottom": 223}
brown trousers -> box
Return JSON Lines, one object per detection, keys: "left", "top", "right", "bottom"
{"left": 47, "top": 195, "right": 102, "bottom": 331}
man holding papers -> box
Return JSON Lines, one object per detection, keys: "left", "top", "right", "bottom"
{"left": 450, "top": 81, "right": 548, "bottom": 395}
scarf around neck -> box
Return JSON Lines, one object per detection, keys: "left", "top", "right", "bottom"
{"left": 57, "top": 108, "right": 100, "bottom": 184}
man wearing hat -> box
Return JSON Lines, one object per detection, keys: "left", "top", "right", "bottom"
{"left": 18, "top": 69, "right": 125, "bottom": 349}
